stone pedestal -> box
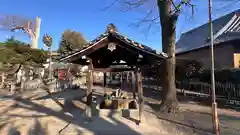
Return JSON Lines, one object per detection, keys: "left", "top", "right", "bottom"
{"left": 9, "top": 83, "right": 16, "bottom": 94}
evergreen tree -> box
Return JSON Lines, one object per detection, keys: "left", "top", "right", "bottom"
{"left": 58, "top": 29, "right": 88, "bottom": 54}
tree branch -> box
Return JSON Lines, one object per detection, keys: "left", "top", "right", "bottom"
{"left": 170, "top": 0, "right": 178, "bottom": 11}
{"left": 101, "top": 0, "right": 119, "bottom": 11}
{"left": 171, "top": 0, "right": 196, "bottom": 16}
{"left": 0, "top": 15, "right": 35, "bottom": 38}
{"left": 10, "top": 26, "right": 25, "bottom": 32}
{"left": 123, "top": 0, "right": 147, "bottom": 8}
{"left": 104, "top": 0, "right": 195, "bottom": 38}
{"left": 119, "top": 0, "right": 150, "bottom": 11}
{"left": 129, "top": 9, "right": 160, "bottom": 37}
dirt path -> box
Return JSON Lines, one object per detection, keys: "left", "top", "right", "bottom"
{"left": 0, "top": 88, "right": 169, "bottom": 135}
{"left": 147, "top": 103, "right": 240, "bottom": 135}
{"left": 84, "top": 85, "right": 240, "bottom": 135}
{"left": 140, "top": 86, "right": 240, "bottom": 135}
{"left": 0, "top": 84, "right": 240, "bottom": 135}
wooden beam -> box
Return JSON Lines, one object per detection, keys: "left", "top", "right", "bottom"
{"left": 62, "top": 39, "right": 108, "bottom": 63}
{"left": 92, "top": 68, "right": 134, "bottom": 72}
{"left": 110, "top": 63, "right": 128, "bottom": 66}
{"left": 86, "top": 61, "right": 93, "bottom": 119}
{"left": 116, "top": 43, "right": 139, "bottom": 56}
{"left": 137, "top": 68, "right": 143, "bottom": 124}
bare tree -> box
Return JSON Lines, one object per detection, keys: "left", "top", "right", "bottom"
{"left": 0, "top": 15, "right": 40, "bottom": 48}
{"left": 105, "top": 0, "right": 195, "bottom": 113}
{"left": 0, "top": 15, "right": 34, "bottom": 38}
{"left": 157, "top": 0, "right": 195, "bottom": 113}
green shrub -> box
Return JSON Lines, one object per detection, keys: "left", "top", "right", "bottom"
{"left": 141, "top": 59, "right": 203, "bottom": 81}
{"left": 175, "top": 59, "right": 203, "bottom": 80}
{"left": 199, "top": 69, "right": 240, "bottom": 83}
{"left": 0, "top": 42, "right": 48, "bottom": 65}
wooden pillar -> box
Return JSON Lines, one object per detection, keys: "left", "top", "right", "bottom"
{"left": 20, "top": 68, "right": 25, "bottom": 92}
{"left": 137, "top": 68, "right": 143, "bottom": 124}
{"left": 103, "top": 72, "right": 107, "bottom": 86}
{"left": 103, "top": 72, "right": 107, "bottom": 94}
{"left": 120, "top": 72, "right": 123, "bottom": 84}
{"left": 126, "top": 72, "right": 129, "bottom": 82}
{"left": 109, "top": 72, "right": 112, "bottom": 83}
{"left": 1, "top": 73, "right": 5, "bottom": 88}
{"left": 10, "top": 83, "right": 16, "bottom": 94}
{"left": 86, "top": 62, "right": 93, "bottom": 119}
{"left": 131, "top": 71, "right": 136, "bottom": 99}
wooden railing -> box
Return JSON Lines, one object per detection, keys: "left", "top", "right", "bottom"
{"left": 175, "top": 81, "right": 240, "bottom": 106}
{"left": 176, "top": 81, "right": 240, "bottom": 98}
{"left": 142, "top": 78, "right": 240, "bottom": 107}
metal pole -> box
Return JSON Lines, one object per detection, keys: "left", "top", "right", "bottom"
{"left": 208, "top": 0, "right": 220, "bottom": 134}
{"left": 48, "top": 47, "right": 52, "bottom": 79}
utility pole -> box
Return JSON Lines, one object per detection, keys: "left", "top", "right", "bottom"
{"left": 208, "top": 0, "right": 220, "bottom": 135}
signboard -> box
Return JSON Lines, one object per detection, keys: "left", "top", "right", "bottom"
{"left": 56, "top": 69, "right": 69, "bottom": 80}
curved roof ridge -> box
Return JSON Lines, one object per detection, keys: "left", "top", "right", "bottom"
{"left": 213, "top": 14, "right": 239, "bottom": 40}
{"left": 181, "top": 9, "right": 238, "bottom": 35}
{"left": 176, "top": 9, "right": 239, "bottom": 54}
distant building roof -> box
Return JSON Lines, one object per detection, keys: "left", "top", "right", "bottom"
{"left": 176, "top": 9, "right": 240, "bottom": 54}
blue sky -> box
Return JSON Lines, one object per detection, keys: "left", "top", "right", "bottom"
{"left": 0, "top": 0, "right": 239, "bottom": 51}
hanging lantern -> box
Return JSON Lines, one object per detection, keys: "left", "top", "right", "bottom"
{"left": 43, "top": 34, "right": 52, "bottom": 48}
{"left": 108, "top": 42, "right": 116, "bottom": 52}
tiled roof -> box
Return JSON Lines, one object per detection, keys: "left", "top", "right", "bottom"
{"left": 59, "top": 33, "right": 109, "bottom": 59}
{"left": 176, "top": 9, "right": 240, "bottom": 54}
{"left": 59, "top": 31, "right": 167, "bottom": 61}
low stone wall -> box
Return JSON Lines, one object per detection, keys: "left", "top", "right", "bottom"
{"left": 24, "top": 79, "right": 42, "bottom": 90}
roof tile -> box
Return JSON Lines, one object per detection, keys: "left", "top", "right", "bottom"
{"left": 176, "top": 9, "right": 240, "bottom": 54}
{"left": 59, "top": 30, "right": 166, "bottom": 60}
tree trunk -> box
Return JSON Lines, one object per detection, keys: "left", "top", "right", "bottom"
{"left": 158, "top": 0, "right": 179, "bottom": 113}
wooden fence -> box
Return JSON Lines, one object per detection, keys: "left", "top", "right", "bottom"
{"left": 175, "top": 81, "right": 240, "bottom": 105}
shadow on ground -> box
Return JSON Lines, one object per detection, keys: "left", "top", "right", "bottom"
{"left": 104, "top": 80, "right": 240, "bottom": 135}
{"left": 0, "top": 93, "right": 144, "bottom": 135}
{"left": 1, "top": 78, "right": 239, "bottom": 135}
{"left": 33, "top": 89, "right": 85, "bottom": 100}
{"left": 146, "top": 101, "right": 240, "bottom": 135}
